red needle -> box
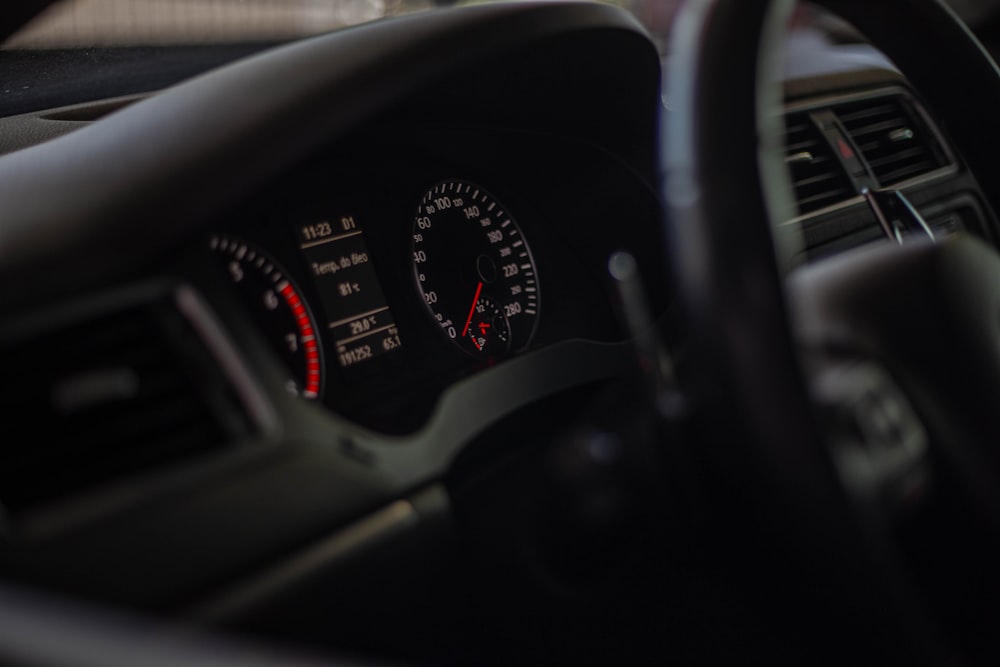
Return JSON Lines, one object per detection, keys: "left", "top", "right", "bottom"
{"left": 461, "top": 281, "right": 484, "bottom": 338}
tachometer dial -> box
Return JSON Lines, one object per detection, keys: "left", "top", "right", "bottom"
{"left": 412, "top": 179, "right": 539, "bottom": 358}
{"left": 210, "top": 235, "right": 323, "bottom": 400}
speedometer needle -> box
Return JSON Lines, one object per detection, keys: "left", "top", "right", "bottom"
{"left": 461, "top": 281, "right": 484, "bottom": 338}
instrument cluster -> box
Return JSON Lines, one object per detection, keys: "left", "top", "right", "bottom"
{"left": 200, "top": 124, "right": 666, "bottom": 433}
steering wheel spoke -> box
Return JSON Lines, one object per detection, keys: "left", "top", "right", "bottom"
{"left": 808, "top": 359, "right": 931, "bottom": 513}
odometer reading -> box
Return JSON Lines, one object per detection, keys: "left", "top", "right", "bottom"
{"left": 297, "top": 215, "right": 402, "bottom": 368}
{"left": 412, "top": 179, "right": 539, "bottom": 358}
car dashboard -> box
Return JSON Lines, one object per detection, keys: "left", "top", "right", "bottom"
{"left": 0, "top": 0, "right": 666, "bottom": 630}
{"left": 0, "top": 1, "right": 997, "bottom": 665}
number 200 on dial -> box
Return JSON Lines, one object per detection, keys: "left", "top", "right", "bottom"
{"left": 412, "top": 179, "right": 539, "bottom": 358}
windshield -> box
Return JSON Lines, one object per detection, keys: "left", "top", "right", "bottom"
{"left": 1, "top": 0, "right": 997, "bottom": 122}
{"left": 3, "top": 0, "right": 436, "bottom": 48}
{"left": 9, "top": 0, "right": 999, "bottom": 52}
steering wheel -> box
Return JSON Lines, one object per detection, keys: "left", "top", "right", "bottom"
{"left": 664, "top": 0, "right": 1000, "bottom": 662}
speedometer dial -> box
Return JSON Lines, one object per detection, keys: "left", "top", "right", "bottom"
{"left": 412, "top": 179, "right": 539, "bottom": 358}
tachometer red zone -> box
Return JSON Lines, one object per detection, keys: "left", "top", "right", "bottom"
{"left": 278, "top": 281, "right": 322, "bottom": 399}
{"left": 210, "top": 235, "right": 324, "bottom": 401}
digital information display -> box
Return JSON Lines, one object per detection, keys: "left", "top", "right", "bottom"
{"left": 298, "top": 216, "right": 402, "bottom": 368}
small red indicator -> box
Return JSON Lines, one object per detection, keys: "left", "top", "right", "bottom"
{"left": 837, "top": 137, "right": 855, "bottom": 159}
{"left": 280, "top": 281, "right": 322, "bottom": 398}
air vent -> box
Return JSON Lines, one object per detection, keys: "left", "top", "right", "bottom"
{"left": 784, "top": 111, "right": 854, "bottom": 215}
{"left": 0, "top": 289, "right": 253, "bottom": 515}
{"left": 837, "top": 95, "right": 949, "bottom": 186}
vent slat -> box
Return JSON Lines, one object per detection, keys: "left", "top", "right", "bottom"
{"left": 836, "top": 103, "right": 899, "bottom": 122}
{"left": 794, "top": 172, "right": 845, "bottom": 188}
{"left": 786, "top": 138, "right": 819, "bottom": 152}
{"left": 796, "top": 188, "right": 854, "bottom": 209}
{"left": 865, "top": 147, "right": 930, "bottom": 169}
{"left": 847, "top": 118, "right": 910, "bottom": 138}
{"left": 871, "top": 162, "right": 939, "bottom": 185}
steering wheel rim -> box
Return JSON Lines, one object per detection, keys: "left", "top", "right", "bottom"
{"left": 663, "top": 0, "right": 1000, "bottom": 661}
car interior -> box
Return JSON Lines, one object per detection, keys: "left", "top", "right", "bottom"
{"left": 3, "top": 0, "right": 1000, "bottom": 664}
